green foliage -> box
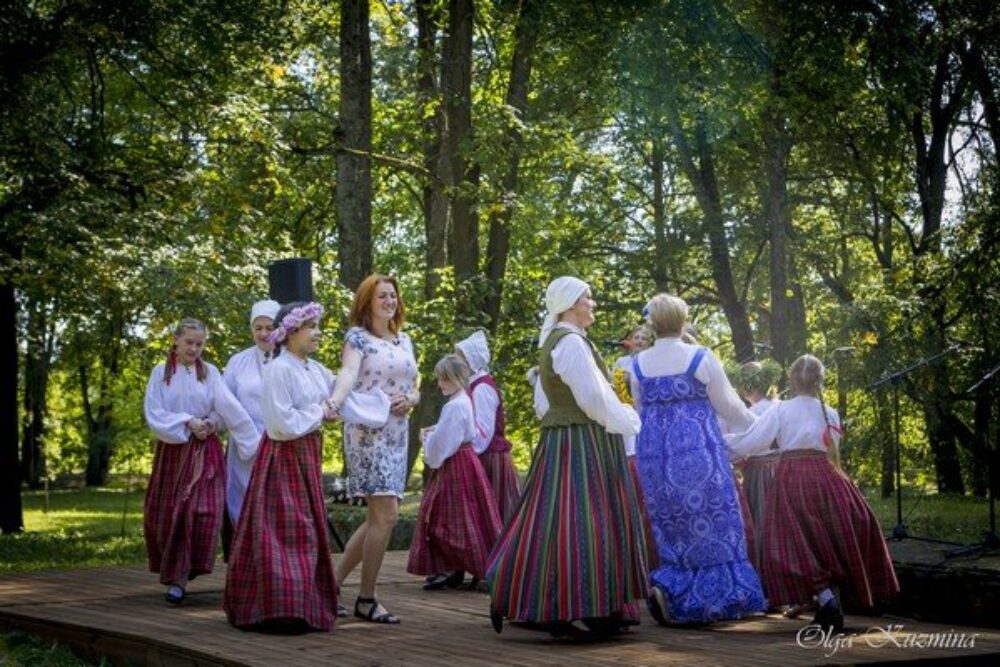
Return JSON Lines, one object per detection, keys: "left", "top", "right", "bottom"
{"left": 0, "top": 632, "right": 107, "bottom": 667}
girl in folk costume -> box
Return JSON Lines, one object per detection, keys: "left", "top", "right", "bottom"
{"left": 629, "top": 295, "right": 765, "bottom": 625}
{"left": 730, "top": 359, "right": 782, "bottom": 574}
{"left": 455, "top": 331, "right": 521, "bottom": 526}
{"left": 407, "top": 354, "right": 502, "bottom": 589}
{"left": 487, "top": 277, "right": 648, "bottom": 639}
{"left": 221, "top": 299, "right": 281, "bottom": 558}
{"left": 224, "top": 302, "right": 340, "bottom": 632}
{"left": 143, "top": 318, "right": 259, "bottom": 605}
{"left": 726, "top": 355, "right": 898, "bottom": 632}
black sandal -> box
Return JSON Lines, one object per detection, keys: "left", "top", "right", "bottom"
{"left": 355, "top": 597, "right": 400, "bottom": 624}
{"left": 423, "top": 573, "right": 453, "bottom": 590}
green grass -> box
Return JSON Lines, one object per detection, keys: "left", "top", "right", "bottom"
{"left": 864, "top": 488, "right": 992, "bottom": 544}
{"left": 0, "top": 488, "right": 146, "bottom": 576}
{"left": 0, "top": 485, "right": 992, "bottom": 577}
{"left": 0, "top": 632, "right": 106, "bottom": 667}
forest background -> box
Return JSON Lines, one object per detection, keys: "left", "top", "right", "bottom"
{"left": 2, "top": 0, "right": 999, "bottom": 535}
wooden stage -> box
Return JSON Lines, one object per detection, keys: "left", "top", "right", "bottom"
{"left": 1, "top": 552, "right": 999, "bottom": 666}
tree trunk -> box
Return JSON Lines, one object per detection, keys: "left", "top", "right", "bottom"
{"left": 21, "top": 301, "right": 52, "bottom": 490}
{"left": 910, "top": 46, "right": 969, "bottom": 493}
{"left": 0, "top": 276, "right": 24, "bottom": 533}
{"left": 417, "top": 0, "right": 448, "bottom": 301}
{"left": 668, "top": 107, "right": 755, "bottom": 361}
{"left": 649, "top": 138, "right": 670, "bottom": 292}
{"left": 763, "top": 97, "right": 792, "bottom": 365}
{"left": 484, "top": 0, "right": 539, "bottom": 330}
{"left": 83, "top": 313, "right": 124, "bottom": 487}
{"left": 336, "top": 0, "right": 373, "bottom": 290}
{"left": 442, "top": 0, "right": 478, "bottom": 298}
{"left": 877, "top": 388, "right": 895, "bottom": 498}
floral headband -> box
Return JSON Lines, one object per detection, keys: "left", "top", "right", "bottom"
{"left": 266, "top": 302, "right": 324, "bottom": 345}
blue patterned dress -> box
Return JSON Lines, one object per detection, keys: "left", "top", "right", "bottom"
{"left": 633, "top": 347, "right": 765, "bottom": 623}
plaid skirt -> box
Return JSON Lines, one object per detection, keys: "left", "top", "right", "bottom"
{"left": 741, "top": 452, "right": 779, "bottom": 570}
{"left": 408, "top": 445, "right": 502, "bottom": 578}
{"left": 735, "top": 471, "right": 757, "bottom": 571}
{"left": 144, "top": 436, "right": 225, "bottom": 585}
{"left": 762, "top": 450, "right": 899, "bottom": 607}
{"left": 479, "top": 448, "right": 521, "bottom": 526}
{"left": 224, "top": 433, "right": 338, "bottom": 631}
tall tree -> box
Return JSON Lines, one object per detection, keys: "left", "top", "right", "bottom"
{"left": 337, "top": 0, "right": 374, "bottom": 290}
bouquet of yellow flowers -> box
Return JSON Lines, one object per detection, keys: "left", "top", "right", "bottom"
{"left": 612, "top": 367, "right": 632, "bottom": 404}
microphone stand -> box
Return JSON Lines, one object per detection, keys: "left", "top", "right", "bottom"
{"left": 946, "top": 360, "right": 1000, "bottom": 558}
{"left": 870, "top": 345, "right": 965, "bottom": 543}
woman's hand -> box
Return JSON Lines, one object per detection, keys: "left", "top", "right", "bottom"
{"left": 390, "top": 390, "right": 419, "bottom": 417}
{"left": 322, "top": 400, "right": 341, "bottom": 422}
{"left": 187, "top": 418, "right": 210, "bottom": 440}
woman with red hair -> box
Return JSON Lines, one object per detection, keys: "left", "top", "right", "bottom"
{"left": 328, "top": 274, "right": 420, "bottom": 625}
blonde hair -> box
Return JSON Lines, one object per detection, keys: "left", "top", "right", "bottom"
{"left": 646, "top": 294, "right": 688, "bottom": 337}
{"left": 789, "top": 354, "right": 840, "bottom": 466}
{"left": 736, "top": 360, "right": 782, "bottom": 399}
{"left": 789, "top": 354, "right": 824, "bottom": 396}
{"left": 434, "top": 354, "right": 471, "bottom": 389}
{"left": 166, "top": 318, "right": 209, "bottom": 384}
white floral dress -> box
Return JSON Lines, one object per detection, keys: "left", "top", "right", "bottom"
{"left": 343, "top": 326, "right": 418, "bottom": 498}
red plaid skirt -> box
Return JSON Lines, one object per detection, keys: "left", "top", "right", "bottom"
{"left": 762, "top": 450, "right": 899, "bottom": 607}
{"left": 224, "top": 433, "right": 338, "bottom": 631}
{"left": 479, "top": 448, "right": 521, "bottom": 526}
{"left": 144, "top": 436, "right": 225, "bottom": 585}
{"left": 408, "top": 445, "right": 502, "bottom": 578}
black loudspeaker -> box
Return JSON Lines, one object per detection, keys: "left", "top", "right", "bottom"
{"left": 268, "top": 258, "right": 314, "bottom": 304}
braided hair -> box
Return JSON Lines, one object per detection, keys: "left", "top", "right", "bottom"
{"left": 789, "top": 354, "right": 841, "bottom": 466}
{"left": 164, "top": 318, "right": 208, "bottom": 385}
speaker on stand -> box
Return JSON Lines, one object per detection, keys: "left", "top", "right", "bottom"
{"left": 268, "top": 258, "right": 314, "bottom": 304}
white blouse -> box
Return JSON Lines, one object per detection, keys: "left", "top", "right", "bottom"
{"left": 726, "top": 395, "right": 842, "bottom": 460}
{"left": 422, "top": 391, "right": 477, "bottom": 470}
{"left": 143, "top": 361, "right": 259, "bottom": 456}
{"left": 533, "top": 323, "right": 641, "bottom": 436}
{"left": 469, "top": 371, "right": 501, "bottom": 454}
{"left": 261, "top": 351, "right": 336, "bottom": 441}
{"left": 629, "top": 337, "right": 754, "bottom": 434}
{"left": 750, "top": 397, "right": 777, "bottom": 417}
{"left": 223, "top": 346, "right": 270, "bottom": 455}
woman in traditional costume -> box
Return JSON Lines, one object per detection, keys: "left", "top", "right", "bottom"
{"left": 455, "top": 331, "right": 521, "bottom": 526}
{"left": 726, "top": 354, "right": 898, "bottom": 632}
{"left": 486, "top": 276, "right": 648, "bottom": 639}
{"left": 143, "top": 318, "right": 259, "bottom": 605}
{"left": 630, "top": 294, "right": 765, "bottom": 625}
{"left": 220, "top": 299, "right": 280, "bottom": 557}
{"left": 224, "top": 302, "right": 339, "bottom": 632}
{"left": 408, "top": 354, "right": 502, "bottom": 589}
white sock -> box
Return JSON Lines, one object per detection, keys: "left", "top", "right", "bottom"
{"left": 816, "top": 588, "right": 835, "bottom": 606}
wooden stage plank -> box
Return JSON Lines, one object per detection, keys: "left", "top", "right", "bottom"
{"left": 2, "top": 551, "right": 999, "bottom": 666}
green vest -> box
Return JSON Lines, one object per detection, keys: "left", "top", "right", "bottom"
{"left": 539, "top": 327, "right": 612, "bottom": 428}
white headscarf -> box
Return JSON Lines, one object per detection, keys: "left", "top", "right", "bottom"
{"left": 538, "top": 276, "right": 589, "bottom": 348}
{"left": 250, "top": 299, "right": 280, "bottom": 326}
{"left": 456, "top": 331, "right": 490, "bottom": 373}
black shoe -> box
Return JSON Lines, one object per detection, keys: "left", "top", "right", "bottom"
{"left": 165, "top": 586, "right": 185, "bottom": 605}
{"left": 423, "top": 572, "right": 454, "bottom": 590}
{"left": 490, "top": 608, "right": 504, "bottom": 634}
{"left": 812, "top": 598, "right": 844, "bottom": 633}
{"left": 445, "top": 570, "right": 466, "bottom": 588}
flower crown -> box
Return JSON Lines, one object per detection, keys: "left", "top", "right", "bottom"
{"left": 266, "top": 302, "right": 324, "bottom": 345}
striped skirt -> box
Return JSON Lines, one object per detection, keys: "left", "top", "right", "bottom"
{"left": 408, "top": 445, "right": 502, "bottom": 578}
{"left": 479, "top": 448, "right": 521, "bottom": 526}
{"left": 741, "top": 452, "right": 779, "bottom": 570}
{"left": 762, "top": 450, "right": 899, "bottom": 608}
{"left": 224, "top": 433, "right": 338, "bottom": 631}
{"left": 486, "top": 424, "right": 648, "bottom": 624}
{"left": 628, "top": 455, "right": 659, "bottom": 569}
{"left": 144, "top": 436, "right": 225, "bottom": 586}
